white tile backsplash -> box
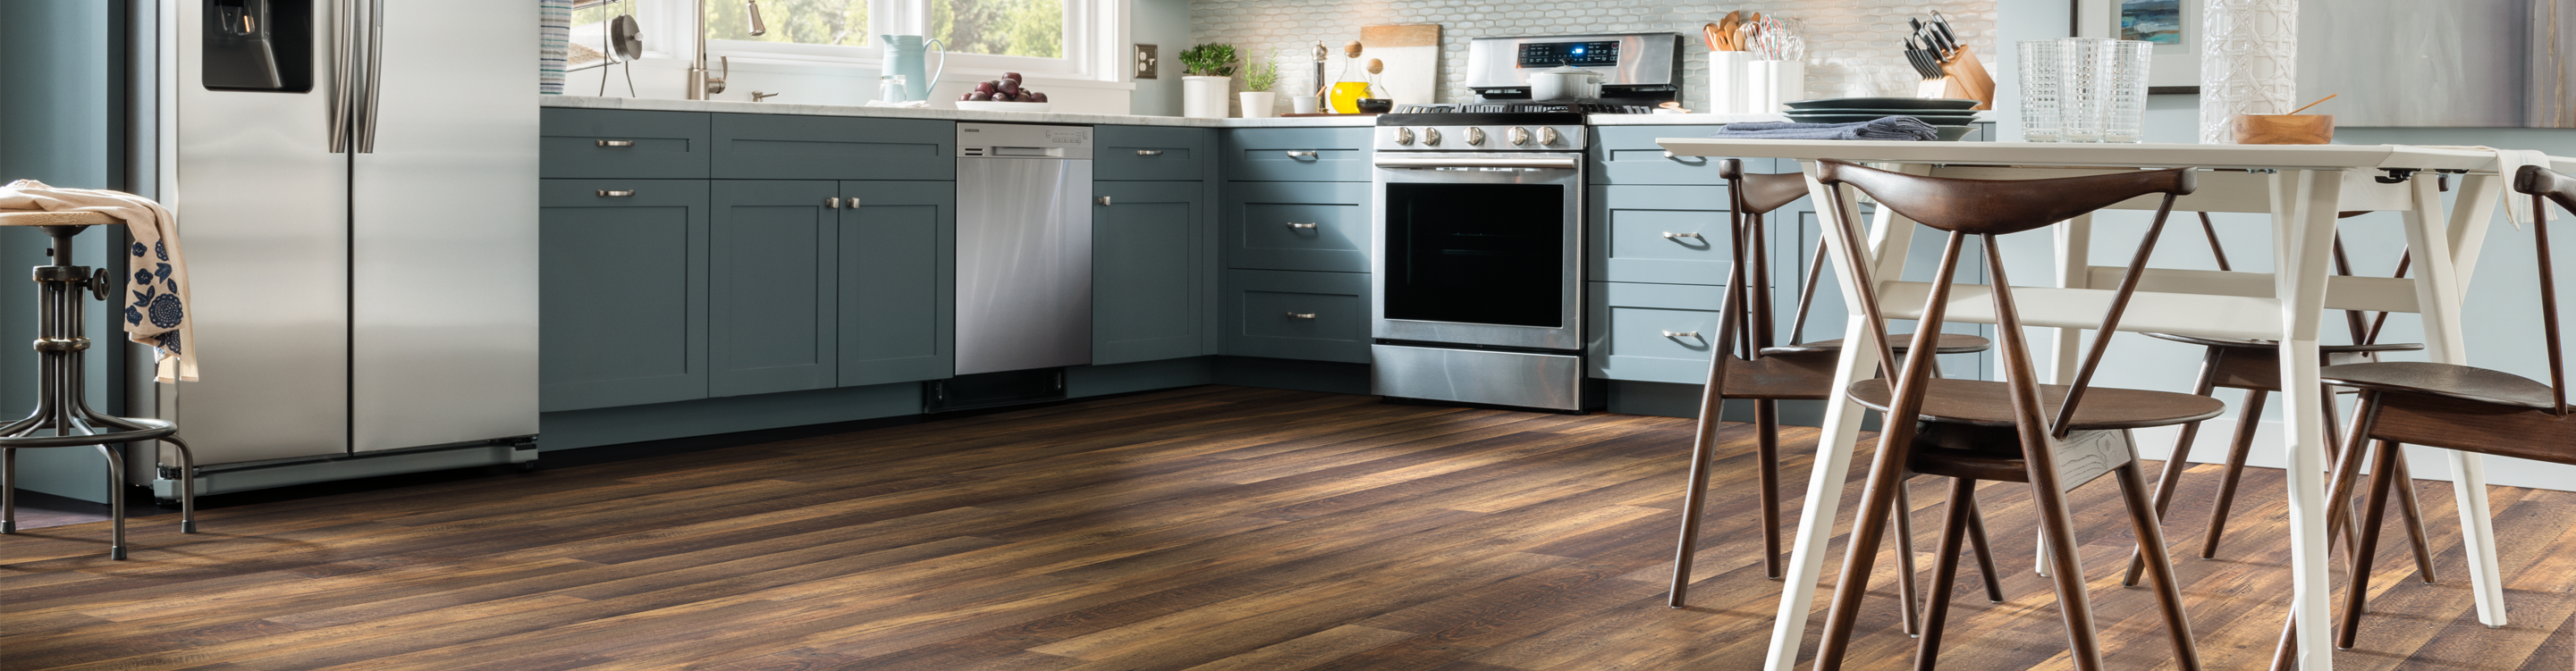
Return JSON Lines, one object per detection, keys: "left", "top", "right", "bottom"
{"left": 1187, "top": 0, "right": 1997, "bottom": 113}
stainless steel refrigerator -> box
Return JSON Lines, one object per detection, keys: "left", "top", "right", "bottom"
{"left": 157, "top": 0, "right": 537, "bottom": 492}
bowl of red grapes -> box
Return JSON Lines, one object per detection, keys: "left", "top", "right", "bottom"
{"left": 955, "top": 72, "right": 1052, "bottom": 112}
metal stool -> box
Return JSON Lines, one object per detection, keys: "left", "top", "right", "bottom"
{"left": 0, "top": 210, "right": 196, "bottom": 559}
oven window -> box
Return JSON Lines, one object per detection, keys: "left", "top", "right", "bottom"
{"left": 1382, "top": 182, "right": 1565, "bottom": 328}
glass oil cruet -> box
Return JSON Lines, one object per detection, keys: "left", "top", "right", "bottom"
{"left": 1325, "top": 41, "right": 1381, "bottom": 113}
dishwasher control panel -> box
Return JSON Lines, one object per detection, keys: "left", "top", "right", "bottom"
{"left": 959, "top": 122, "right": 1094, "bottom": 159}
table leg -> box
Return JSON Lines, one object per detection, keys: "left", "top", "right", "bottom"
{"left": 1761, "top": 320, "right": 1881, "bottom": 671}
{"left": 2273, "top": 169, "right": 2344, "bottom": 670}
{"left": 2400, "top": 175, "right": 2508, "bottom": 626}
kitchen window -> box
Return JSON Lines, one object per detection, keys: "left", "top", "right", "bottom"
{"left": 580, "top": 0, "right": 1115, "bottom": 81}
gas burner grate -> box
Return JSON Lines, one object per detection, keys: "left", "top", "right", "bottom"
{"left": 1390, "top": 102, "right": 1658, "bottom": 115}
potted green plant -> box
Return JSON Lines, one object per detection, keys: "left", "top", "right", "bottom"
{"left": 1177, "top": 43, "right": 1237, "bottom": 119}
{"left": 1238, "top": 48, "right": 1282, "bottom": 118}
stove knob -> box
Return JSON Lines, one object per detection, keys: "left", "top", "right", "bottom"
{"left": 1539, "top": 127, "right": 1562, "bottom": 146}
{"left": 1465, "top": 127, "right": 1486, "bottom": 147}
{"left": 1423, "top": 128, "right": 1442, "bottom": 147}
{"left": 1393, "top": 127, "right": 1415, "bottom": 146}
{"left": 1508, "top": 126, "right": 1532, "bottom": 147}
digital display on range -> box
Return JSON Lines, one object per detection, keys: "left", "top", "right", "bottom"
{"left": 1516, "top": 40, "right": 1620, "bottom": 68}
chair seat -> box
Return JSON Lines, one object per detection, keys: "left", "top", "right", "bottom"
{"left": 2319, "top": 362, "right": 2563, "bottom": 411}
{"left": 2144, "top": 332, "right": 2424, "bottom": 355}
{"left": 1848, "top": 378, "right": 2226, "bottom": 431}
{"left": 1721, "top": 351, "right": 1841, "bottom": 401}
{"left": 0, "top": 210, "right": 116, "bottom": 227}
{"left": 1761, "top": 332, "right": 1993, "bottom": 356}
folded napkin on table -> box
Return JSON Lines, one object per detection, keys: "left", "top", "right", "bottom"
{"left": 0, "top": 180, "right": 198, "bottom": 382}
{"left": 1713, "top": 116, "right": 1941, "bottom": 141}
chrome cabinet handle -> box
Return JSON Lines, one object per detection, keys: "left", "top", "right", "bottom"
{"left": 1285, "top": 150, "right": 1318, "bottom": 159}
{"left": 1098, "top": 196, "right": 1112, "bottom": 205}
{"left": 1661, "top": 231, "right": 1703, "bottom": 240}
{"left": 1662, "top": 330, "right": 1702, "bottom": 339}
{"left": 1136, "top": 149, "right": 1164, "bottom": 156}
{"left": 597, "top": 139, "right": 636, "bottom": 147}
{"left": 596, "top": 189, "right": 635, "bottom": 197}
{"left": 1285, "top": 222, "right": 1318, "bottom": 230}
{"left": 826, "top": 197, "right": 841, "bottom": 208}
{"left": 1285, "top": 312, "right": 1316, "bottom": 320}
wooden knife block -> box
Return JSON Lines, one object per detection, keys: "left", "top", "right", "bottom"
{"left": 1911, "top": 46, "right": 1997, "bottom": 110}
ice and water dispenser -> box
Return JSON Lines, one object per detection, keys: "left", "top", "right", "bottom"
{"left": 203, "top": 0, "right": 312, "bottom": 92}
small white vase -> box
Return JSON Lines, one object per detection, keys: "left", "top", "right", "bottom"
{"left": 1182, "top": 76, "right": 1229, "bottom": 119}
{"left": 1238, "top": 91, "right": 1278, "bottom": 118}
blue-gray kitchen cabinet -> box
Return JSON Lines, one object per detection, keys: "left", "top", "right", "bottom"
{"left": 1220, "top": 269, "right": 1372, "bottom": 364}
{"left": 1096, "top": 126, "right": 1217, "bottom": 181}
{"left": 1222, "top": 180, "right": 1372, "bottom": 273}
{"left": 1093, "top": 180, "right": 1209, "bottom": 365}
{"left": 709, "top": 180, "right": 841, "bottom": 398}
{"left": 1587, "top": 281, "right": 1730, "bottom": 383}
{"left": 538, "top": 179, "right": 710, "bottom": 412}
{"left": 542, "top": 108, "right": 712, "bottom": 180}
{"left": 711, "top": 113, "right": 955, "bottom": 180}
{"left": 1589, "top": 184, "right": 1737, "bottom": 286}
{"left": 1222, "top": 127, "right": 1373, "bottom": 182}
{"left": 1589, "top": 125, "right": 1757, "bottom": 185}
{"left": 838, "top": 181, "right": 956, "bottom": 387}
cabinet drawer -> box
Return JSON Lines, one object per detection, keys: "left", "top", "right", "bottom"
{"left": 541, "top": 109, "right": 711, "bottom": 179}
{"left": 1225, "top": 127, "right": 1372, "bottom": 182}
{"left": 1591, "top": 125, "right": 1769, "bottom": 185}
{"left": 1225, "top": 181, "right": 1372, "bottom": 273}
{"left": 1223, "top": 269, "right": 1372, "bottom": 364}
{"left": 1591, "top": 185, "right": 1739, "bottom": 285}
{"left": 1097, "top": 125, "right": 1216, "bottom": 181}
{"left": 713, "top": 113, "right": 954, "bottom": 180}
{"left": 1587, "top": 281, "right": 1729, "bottom": 383}
{"left": 538, "top": 179, "right": 711, "bottom": 411}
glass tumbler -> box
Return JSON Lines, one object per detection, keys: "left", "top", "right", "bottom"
{"left": 2017, "top": 40, "right": 2064, "bottom": 142}
{"left": 2056, "top": 38, "right": 2112, "bottom": 142}
{"left": 2100, "top": 40, "right": 2153, "bottom": 142}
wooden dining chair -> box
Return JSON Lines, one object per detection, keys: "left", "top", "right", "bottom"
{"left": 2268, "top": 164, "right": 2574, "bottom": 668}
{"left": 1806, "top": 160, "right": 2218, "bottom": 671}
{"left": 2121, "top": 213, "right": 2438, "bottom": 588}
{"left": 1668, "top": 161, "right": 2003, "bottom": 625}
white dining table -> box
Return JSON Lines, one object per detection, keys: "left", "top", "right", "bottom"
{"left": 1651, "top": 138, "right": 2568, "bottom": 670}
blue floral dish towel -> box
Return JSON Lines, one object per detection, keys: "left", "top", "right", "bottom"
{"left": 541, "top": 0, "right": 570, "bottom": 94}
{"left": 0, "top": 180, "right": 198, "bottom": 382}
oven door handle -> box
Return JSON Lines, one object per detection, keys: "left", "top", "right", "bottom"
{"left": 1371, "top": 155, "right": 1581, "bottom": 170}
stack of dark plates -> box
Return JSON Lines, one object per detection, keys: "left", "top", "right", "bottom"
{"left": 1783, "top": 97, "right": 1982, "bottom": 140}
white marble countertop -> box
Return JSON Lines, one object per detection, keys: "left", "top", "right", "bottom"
{"left": 540, "top": 96, "right": 1813, "bottom": 128}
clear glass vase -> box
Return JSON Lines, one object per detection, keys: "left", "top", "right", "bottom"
{"left": 2017, "top": 40, "right": 2064, "bottom": 142}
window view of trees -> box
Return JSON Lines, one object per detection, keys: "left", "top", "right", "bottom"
{"left": 931, "top": 0, "right": 1063, "bottom": 58}
{"left": 706, "top": 0, "right": 872, "bottom": 46}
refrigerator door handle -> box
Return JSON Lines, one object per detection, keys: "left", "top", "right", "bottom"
{"left": 357, "top": 0, "right": 386, "bottom": 154}
{"left": 328, "top": 0, "right": 358, "bottom": 153}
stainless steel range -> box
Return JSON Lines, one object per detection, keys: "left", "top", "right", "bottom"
{"left": 1367, "top": 32, "right": 1681, "bottom": 412}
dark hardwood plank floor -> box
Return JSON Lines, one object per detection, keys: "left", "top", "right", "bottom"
{"left": 4, "top": 385, "right": 2570, "bottom": 670}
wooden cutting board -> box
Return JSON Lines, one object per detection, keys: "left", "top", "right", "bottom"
{"left": 1360, "top": 24, "right": 1440, "bottom": 105}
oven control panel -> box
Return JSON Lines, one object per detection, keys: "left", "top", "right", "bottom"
{"left": 1375, "top": 124, "right": 1585, "bottom": 152}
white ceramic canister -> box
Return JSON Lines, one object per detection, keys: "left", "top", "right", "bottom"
{"left": 1742, "top": 60, "right": 1804, "bottom": 114}
{"left": 1708, "top": 51, "right": 1753, "bottom": 114}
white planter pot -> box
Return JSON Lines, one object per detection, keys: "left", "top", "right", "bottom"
{"left": 1237, "top": 91, "right": 1278, "bottom": 118}
{"left": 1182, "top": 76, "right": 1230, "bottom": 119}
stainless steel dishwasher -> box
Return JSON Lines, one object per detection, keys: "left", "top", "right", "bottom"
{"left": 954, "top": 122, "right": 1094, "bottom": 375}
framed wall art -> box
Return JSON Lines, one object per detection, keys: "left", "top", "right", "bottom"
{"left": 2073, "top": 0, "right": 2201, "bottom": 94}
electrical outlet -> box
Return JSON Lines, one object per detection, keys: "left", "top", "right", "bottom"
{"left": 1134, "top": 45, "right": 1159, "bottom": 80}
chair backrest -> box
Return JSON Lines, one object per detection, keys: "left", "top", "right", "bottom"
{"left": 1718, "top": 159, "right": 1812, "bottom": 216}
{"left": 1812, "top": 160, "right": 2196, "bottom": 440}
{"left": 2513, "top": 164, "right": 2571, "bottom": 415}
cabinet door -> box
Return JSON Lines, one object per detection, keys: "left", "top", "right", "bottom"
{"left": 709, "top": 180, "right": 840, "bottom": 397}
{"left": 1093, "top": 181, "right": 1206, "bottom": 365}
{"left": 1590, "top": 185, "right": 1736, "bottom": 285}
{"left": 1587, "top": 281, "right": 1729, "bottom": 383}
{"left": 1224, "top": 180, "right": 1372, "bottom": 273}
{"left": 711, "top": 114, "right": 955, "bottom": 180}
{"left": 1587, "top": 126, "right": 1741, "bottom": 185}
{"left": 1223, "top": 127, "right": 1373, "bottom": 182}
{"left": 1220, "top": 269, "right": 1372, "bottom": 363}
{"left": 839, "top": 180, "right": 956, "bottom": 387}
{"left": 1096, "top": 126, "right": 1216, "bottom": 181}
{"left": 541, "top": 108, "right": 710, "bottom": 179}
{"left": 539, "top": 180, "right": 709, "bottom": 412}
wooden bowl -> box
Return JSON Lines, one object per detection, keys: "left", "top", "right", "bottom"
{"left": 2234, "top": 113, "right": 2334, "bottom": 145}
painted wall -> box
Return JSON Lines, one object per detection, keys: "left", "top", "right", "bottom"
{"left": 1994, "top": 0, "right": 2576, "bottom": 491}
{"left": 1184, "top": 0, "right": 2000, "bottom": 114}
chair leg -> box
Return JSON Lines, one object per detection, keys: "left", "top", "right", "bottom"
{"left": 95, "top": 444, "right": 125, "bottom": 560}
{"left": 1667, "top": 398, "right": 1725, "bottom": 608}
{"left": 2201, "top": 389, "right": 2268, "bottom": 558}
{"left": 2030, "top": 471, "right": 2109, "bottom": 671}
{"left": 1896, "top": 478, "right": 1923, "bottom": 636}
{"left": 2, "top": 448, "right": 14, "bottom": 534}
{"left": 2386, "top": 446, "right": 2435, "bottom": 583}
{"left": 2337, "top": 440, "right": 2403, "bottom": 650}
{"left": 2127, "top": 348, "right": 2224, "bottom": 586}
{"left": 1963, "top": 489, "right": 2006, "bottom": 603}
{"left": 2116, "top": 460, "right": 2205, "bottom": 671}
{"left": 1913, "top": 476, "right": 1979, "bottom": 671}
{"left": 1812, "top": 434, "right": 1920, "bottom": 670}
{"left": 165, "top": 435, "right": 197, "bottom": 533}
{"left": 2322, "top": 386, "right": 2369, "bottom": 563}
{"left": 1758, "top": 399, "right": 1783, "bottom": 580}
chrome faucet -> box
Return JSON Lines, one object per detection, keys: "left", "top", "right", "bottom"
{"left": 689, "top": 0, "right": 766, "bottom": 100}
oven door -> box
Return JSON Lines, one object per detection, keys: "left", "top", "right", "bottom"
{"left": 1371, "top": 152, "right": 1584, "bottom": 350}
